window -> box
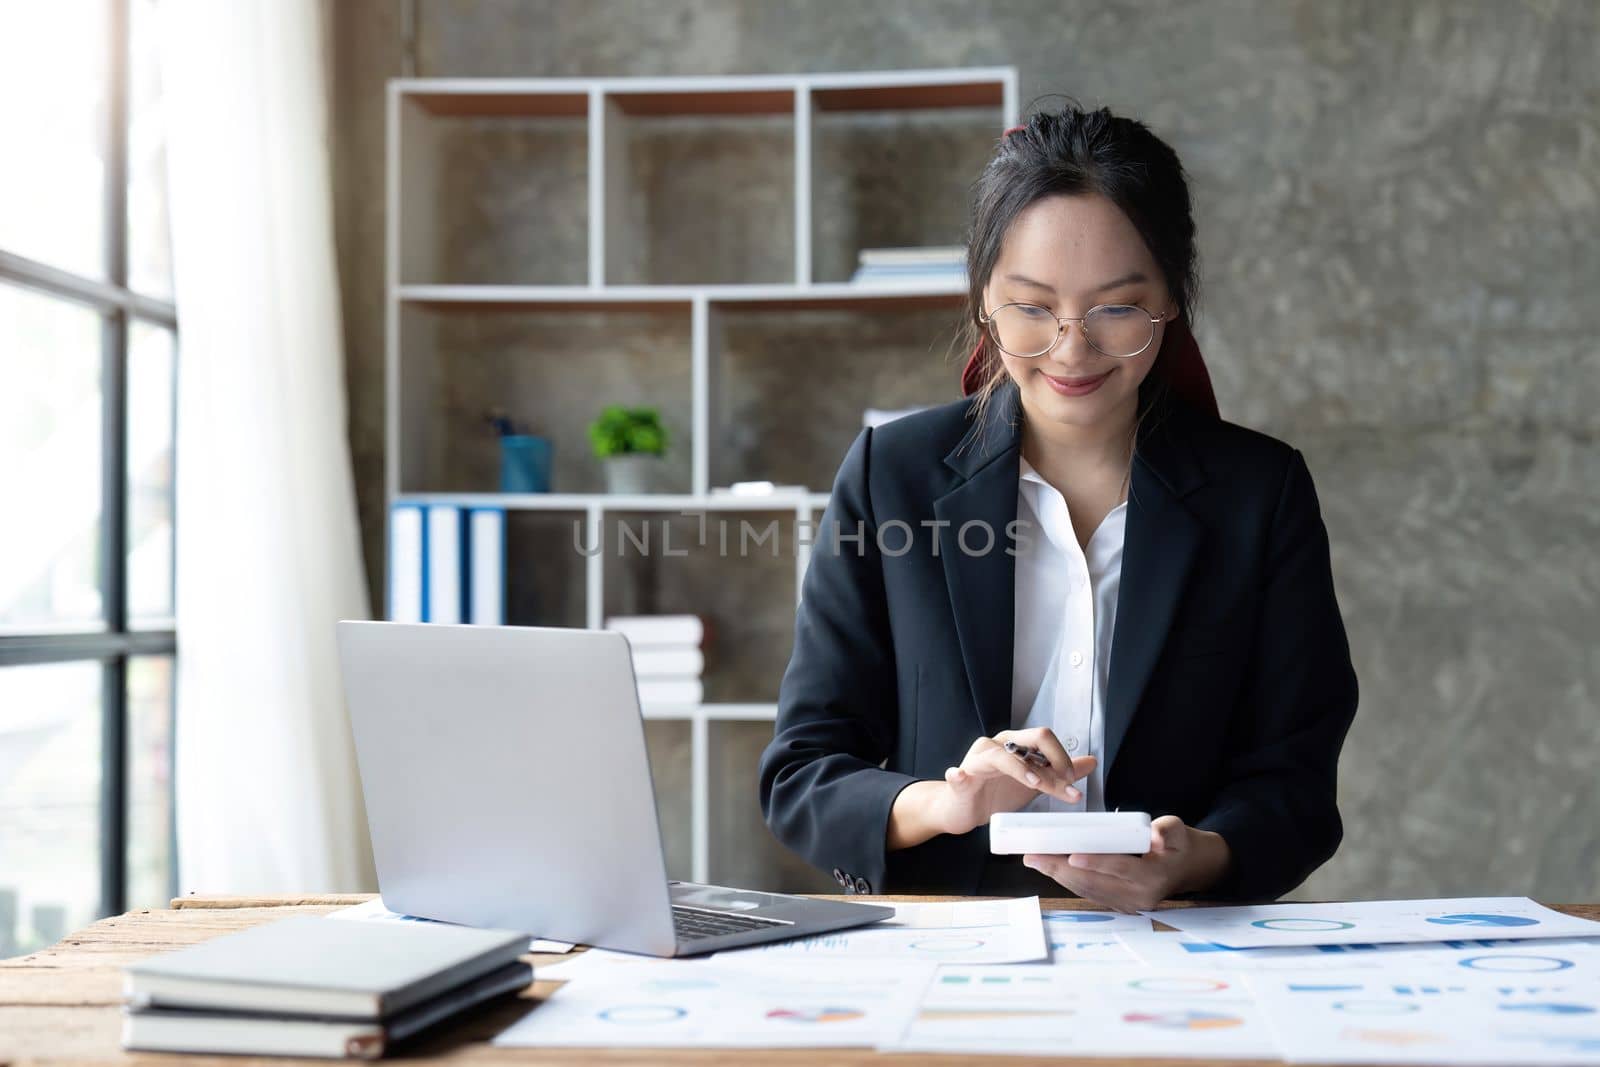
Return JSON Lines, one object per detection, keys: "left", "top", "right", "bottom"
{"left": 0, "top": 0, "right": 177, "bottom": 959}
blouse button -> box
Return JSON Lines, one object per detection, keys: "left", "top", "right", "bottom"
{"left": 1065, "top": 736, "right": 1080, "bottom": 753}
{"left": 1069, "top": 650, "right": 1084, "bottom": 667}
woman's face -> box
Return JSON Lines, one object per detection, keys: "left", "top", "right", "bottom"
{"left": 982, "top": 193, "right": 1176, "bottom": 434}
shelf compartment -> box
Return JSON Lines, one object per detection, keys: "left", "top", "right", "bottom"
{"left": 707, "top": 301, "right": 965, "bottom": 491}
{"left": 600, "top": 508, "right": 799, "bottom": 706}
{"left": 503, "top": 511, "right": 589, "bottom": 629}
{"left": 600, "top": 95, "right": 796, "bottom": 287}
{"left": 808, "top": 103, "right": 1004, "bottom": 284}
{"left": 395, "top": 302, "right": 693, "bottom": 496}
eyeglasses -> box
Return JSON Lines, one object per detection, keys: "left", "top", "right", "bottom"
{"left": 978, "top": 302, "right": 1168, "bottom": 359}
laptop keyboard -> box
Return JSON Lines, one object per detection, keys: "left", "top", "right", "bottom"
{"left": 672, "top": 904, "right": 792, "bottom": 942}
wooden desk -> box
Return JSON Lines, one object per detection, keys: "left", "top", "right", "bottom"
{"left": 4, "top": 894, "right": 1596, "bottom": 1065}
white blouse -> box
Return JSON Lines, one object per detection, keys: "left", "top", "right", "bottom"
{"left": 1009, "top": 455, "right": 1127, "bottom": 813}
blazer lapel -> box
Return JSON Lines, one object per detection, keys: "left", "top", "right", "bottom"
{"left": 933, "top": 381, "right": 1023, "bottom": 738}
{"left": 1102, "top": 398, "right": 1208, "bottom": 782}
{"left": 928, "top": 382, "right": 1210, "bottom": 765}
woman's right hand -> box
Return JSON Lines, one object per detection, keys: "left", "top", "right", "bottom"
{"left": 928, "top": 728, "right": 1099, "bottom": 836}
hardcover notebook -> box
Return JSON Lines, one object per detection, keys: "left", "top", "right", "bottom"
{"left": 122, "top": 960, "right": 533, "bottom": 1059}
{"left": 123, "top": 914, "right": 529, "bottom": 1018}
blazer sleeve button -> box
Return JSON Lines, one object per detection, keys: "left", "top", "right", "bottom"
{"left": 831, "top": 867, "right": 846, "bottom": 886}
{"left": 853, "top": 876, "right": 870, "bottom": 894}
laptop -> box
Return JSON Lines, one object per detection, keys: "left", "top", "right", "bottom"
{"left": 335, "top": 620, "right": 893, "bottom": 956}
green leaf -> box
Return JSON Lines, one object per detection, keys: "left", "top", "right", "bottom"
{"left": 588, "top": 405, "right": 666, "bottom": 458}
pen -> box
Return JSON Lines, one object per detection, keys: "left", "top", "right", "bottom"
{"left": 1003, "top": 740, "right": 1052, "bottom": 769}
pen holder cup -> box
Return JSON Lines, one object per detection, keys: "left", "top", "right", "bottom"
{"left": 500, "top": 435, "right": 553, "bottom": 494}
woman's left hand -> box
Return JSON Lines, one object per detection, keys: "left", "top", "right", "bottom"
{"left": 1022, "top": 816, "right": 1231, "bottom": 913}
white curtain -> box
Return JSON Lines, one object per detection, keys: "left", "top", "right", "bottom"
{"left": 160, "top": 0, "right": 376, "bottom": 893}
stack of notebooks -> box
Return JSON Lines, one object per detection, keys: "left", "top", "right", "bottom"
{"left": 122, "top": 915, "right": 532, "bottom": 1059}
{"left": 849, "top": 244, "right": 965, "bottom": 286}
{"left": 606, "top": 613, "right": 706, "bottom": 707}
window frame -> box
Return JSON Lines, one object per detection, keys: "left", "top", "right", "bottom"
{"left": 0, "top": 0, "right": 178, "bottom": 920}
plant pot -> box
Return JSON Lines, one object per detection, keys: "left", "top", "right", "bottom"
{"left": 603, "top": 453, "right": 662, "bottom": 495}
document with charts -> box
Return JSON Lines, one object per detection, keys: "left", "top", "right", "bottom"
{"left": 1035, "top": 909, "right": 1147, "bottom": 965}
{"left": 1145, "top": 897, "right": 1600, "bottom": 949}
{"left": 882, "top": 964, "right": 1279, "bottom": 1059}
{"left": 1120, "top": 929, "right": 1600, "bottom": 976}
{"left": 491, "top": 959, "right": 931, "bottom": 1048}
{"left": 710, "top": 897, "right": 1047, "bottom": 964}
{"left": 1247, "top": 971, "right": 1600, "bottom": 1064}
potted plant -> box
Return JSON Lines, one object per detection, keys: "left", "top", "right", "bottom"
{"left": 588, "top": 405, "right": 668, "bottom": 494}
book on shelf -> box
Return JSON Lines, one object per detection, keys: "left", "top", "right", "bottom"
{"left": 387, "top": 502, "right": 505, "bottom": 625}
{"left": 605, "top": 615, "right": 706, "bottom": 704}
{"left": 635, "top": 678, "right": 705, "bottom": 707}
{"left": 850, "top": 263, "right": 966, "bottom": 285}
{"left": 856, "top": 244, "right": 965, "bottom": 266}
{"left": 426, "top": 506, "right": 468, "bottom": 625}
{"left": 850, "top": 245, "right": 966, "bottom": 285}
{"left": 629, "top": 647, "right": 705, "bottom": 677}
{"left": 467, "top": 507, "right": 505, "bottom": 626}
{"left": 121, "top": 915, "right": 532, "bottom": 1058}
{"left": 604, "top": 613, "right": 706, "bottom": 648}
{"left": 387, "top": 504, "right": 426, "bottom": 623}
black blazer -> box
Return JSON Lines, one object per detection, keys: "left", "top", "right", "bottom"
{"left": 758, "top": 379, "right": 1359, "bottom": 902}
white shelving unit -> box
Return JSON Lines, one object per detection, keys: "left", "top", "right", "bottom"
{"left": 385, "top": 67, "right": 1017, "bottom": 884}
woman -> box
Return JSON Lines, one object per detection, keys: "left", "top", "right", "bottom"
{"left": 758, "top": 103, "right": 1359, "bottom": 911}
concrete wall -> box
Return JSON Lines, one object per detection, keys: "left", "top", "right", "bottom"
{"left": 328, "top": 0, "right": 1600, "bottom": 900}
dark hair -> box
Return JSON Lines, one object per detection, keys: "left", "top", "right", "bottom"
{"left": 953, "top": 97, "right": 1202, "bottom": 443}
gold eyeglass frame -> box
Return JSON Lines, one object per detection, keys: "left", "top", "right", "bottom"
{"left": 978, "top": 301, "right": 1170, "bottom": 359}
